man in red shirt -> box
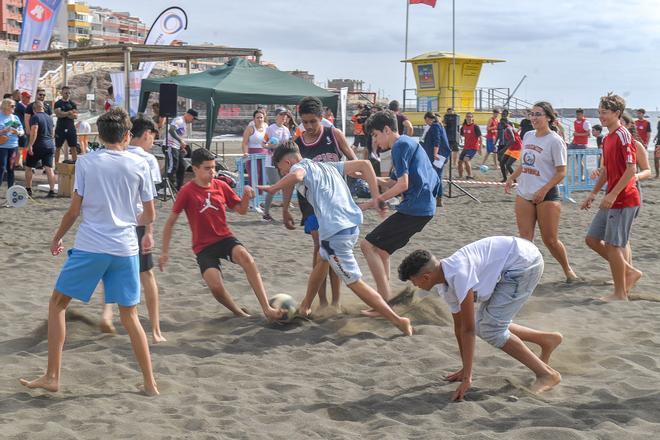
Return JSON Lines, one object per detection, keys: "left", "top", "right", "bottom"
{"left": 458, "top": 112, "right": 482, "bottom": 179}
{"left": 634, "top": 108, "right": 651, "bottom": 147}
{"left": 582, "top": 93, "right": 642, "bottom": 302}
{"left": 159, "top": 148, "right": 283, "bottom": 321}
{"left": 481, "top": 108, "right": 499, "bottom": 168}
{"left": 568, "top": 108, "right": 591, "bottom": 149}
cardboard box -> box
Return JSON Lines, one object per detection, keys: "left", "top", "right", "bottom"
{"left": 55, "top": 162, "right": 75, "bottom": 197}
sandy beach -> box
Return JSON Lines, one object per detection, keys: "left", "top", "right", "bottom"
{"left": 1, "top": 169, "right": 659, "bottom": 439}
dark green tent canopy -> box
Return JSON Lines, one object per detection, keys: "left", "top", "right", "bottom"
{"left": 138, "top": 57, "right": 339, "bottom": 146}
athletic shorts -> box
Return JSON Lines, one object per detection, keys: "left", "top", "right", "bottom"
{"left": 517, "top": 186, "right": 561, "bottom": 204}
{"left": 353, "top": 134, "right": 366, "bottom": 148}
{"left": 319, "top": 226, "right": 362, "bottom": 285}
{"left": 55, "top": 128, "right": 78, "bottom": 149}
{"left": 136, "top": 225, "right": 154, "bottom": 273}
{"left": 486, "top": 138, "right": 496, "bottom": 153}
{"left": 365, "top": 212, "right": 433, "bottom": 255}
{"left": 55, "top": 248, "right": 140, "bottom": 307}
{"left": 567, "top": 143, "right": 587, "bottom": 150}
{"left": 24, "top": 148, "right": 54, "bottom": 168}
{"left": 449, "top": 141, "right": 460, "bottom": 152}
{"left": 195, "top": 236, "right": 243, "bottom": 275}
{"left": 477, "top": 254, "right": 543, "bottom": 348}
{"left": 459, "top": 149, "right": 478, "bottom": 161}
{"left": 303, "top": 214, "right": 320, "bottom": 234}
{"left": 586, "top": 206, "right": 639, "bottom": 248}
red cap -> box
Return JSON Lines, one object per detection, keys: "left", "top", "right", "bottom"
{"left": 20, "top": 91, "right": 31, "bottom": 98}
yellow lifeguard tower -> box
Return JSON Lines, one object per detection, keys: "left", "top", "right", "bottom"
{"left": 402, "top": 51, "right": 505, "bottom": 125}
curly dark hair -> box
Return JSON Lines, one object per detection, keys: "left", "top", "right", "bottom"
{"left": 365, "top": 109, "right": 397, "bottom": 134}
{"left": 398, "top": 249, "right": 434, "bottom": 281}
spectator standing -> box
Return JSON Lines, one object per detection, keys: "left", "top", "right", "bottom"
{"left": 634, "top": 109, "right": 651, "bottom": 147}
{"left": 25, "top": 100, "right": 56, "bottom": 197}
{"left": 25, "top": 88, "right": 52, "bottom": 130}
{"left": 481, "top": 108, "right": 499, "bottom": 167}
{"left": 421, "top": 111, "right": 450, "bottom": 206}
{"left": 54, "top": 86, "right": 79, "bottom": 163}
{"left": 458, "top": 112, "right": 482, "bottom": 179}
{"left": 0, "top": 98, "right": 24, "bottom": 193}
{"left": 166, "top": 108, "right": 198, "bottom": 190}
{"left": 568, "top": 108, "right": 591, "bottom": 149}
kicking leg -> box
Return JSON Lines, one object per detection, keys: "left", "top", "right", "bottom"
{"left": 348, "top": 279, "right": 412, "bottom": 336}
{"left": 508, "top": 323, "right": 563, "bottom": 364}
{"left": 360, "top": 239, "right": 391, "bottom": 301}
{"left": 202, "top": 268, "right": 250, "bottom": 316}
{"left": 19, "top": 291, "right": 71, "bottom": 392}
{"left": 118, "top": 305, "right": 159, "bottom": 396}
{"left": 140, "top": 270, "right": 166, "bottom": 343}
{"left": 311, "top": 231, "right": 329, "bottom": 307}
{"left": 299, "top": 259, "right": 333, "bottom": 316}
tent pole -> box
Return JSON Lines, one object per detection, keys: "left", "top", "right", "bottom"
{"left": 186, "top": 59, "right": 193, "bottom": 140}
{"left": 124, "top": 47, "right": 132, "bottom": 114}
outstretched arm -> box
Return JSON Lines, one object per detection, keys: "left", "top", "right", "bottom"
{"left": 233, "top": 186, "right": 255, "bottom": 215}
{"left": 51, "top": 192, "right": 83, "bottom": 256}
{"left": 258, "top": 168, "right": 305, "bottom": 194}
{"left": 158, "top": 211, "right": 180, "bottom": 271}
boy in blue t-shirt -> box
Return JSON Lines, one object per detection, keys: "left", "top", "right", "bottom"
{"left": 258, "top": 141, "right": 412, "bottom": 336}
{"left": 361, "top": 110, "right": 440, "bottom": 306}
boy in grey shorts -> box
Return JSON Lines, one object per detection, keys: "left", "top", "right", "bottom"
{"left": 258, "top": 141, "right": 412, "bottom": 336}
{"left": 582, "top": 93, "right": 642, "bottom": 301}
{"left": 399, "top": 237, "right": 563, "bottom": 401}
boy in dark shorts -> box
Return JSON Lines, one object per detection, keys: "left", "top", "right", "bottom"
{"left": 159, "top": 148, "right": 283, "bottom": 321}
{"left": 361, "top": 110, "right": 440, "bottom": 306}
{"left": 582, "top": 93, "right": 643, "bottom": 301}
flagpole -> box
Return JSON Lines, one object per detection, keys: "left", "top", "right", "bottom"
{"left": 451, "top": 0, "right": 456, "bottom": 110}
{"left": 403, "top": 0, "right": 410, "bottom": 109}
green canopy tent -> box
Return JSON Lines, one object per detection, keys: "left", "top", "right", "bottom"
{"left": 138, "top": 57, "right": 339, "bottom": 147}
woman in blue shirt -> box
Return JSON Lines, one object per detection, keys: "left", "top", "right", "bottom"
{"left": 0, "top": 98, "right": 25, "bottom": 191}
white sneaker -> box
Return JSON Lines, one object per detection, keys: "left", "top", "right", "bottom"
{"left": 253, "top": 206, "right": 264, "bottom": 215}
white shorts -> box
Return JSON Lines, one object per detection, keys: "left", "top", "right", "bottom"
{"left": 319, "top": 227, "right": 362, "bottom": 285}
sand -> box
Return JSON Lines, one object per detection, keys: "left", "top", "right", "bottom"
{"left": 1, "top": 170, "right": 659, "bottom": 439}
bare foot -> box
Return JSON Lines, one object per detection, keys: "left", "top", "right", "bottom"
{"left": 540, "top": 332, "right": 563, "bottom": 364}
{"left": 397, "top": 317, "right": 413, "bottom": 336}
{"left": 19, "top": 375, "right": 59, "bottom": 392}
{"left": 298, "top": 305, "right": 312, "bottom": 318}
{"left": 152, "top": 332, "right": 167, "bottom": 344}
{"left": 136, "top": 382, "right": 160, "bottom": 396}
{"left": 530, "top": 370, "right": 561, "bottom": 394}
{"left": 99, "top": 320, "right": 116, "bottom": 334}
{"left": 565, "top": 272, "right": 580, "bottom": 283}
{"left": 625, "top": 268, "right": 643, "bottom": 294}
{"left": 360, "top": 309, "right": 382, "bottom": 318}
{"left": 598, "top": 294, "right": 628, "bottom": 302}
{"left": 233, "top": 307, "right": 250, "bottom": 318}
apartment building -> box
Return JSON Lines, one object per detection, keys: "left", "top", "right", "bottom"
{"left": 0, "top": 0, "right": 22, "bottom": 43}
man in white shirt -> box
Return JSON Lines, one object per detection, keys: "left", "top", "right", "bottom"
{"left": 398, "top": 236, "right": 562, "bottom": 401}
{"left": 20, "top": 108, "right": 159, "bottom": 396}
{"left": 99, "top": 117, "right": 166, "bottom": 343}
{"left": 167, "top": 108, "right": 198, "bottom": 190}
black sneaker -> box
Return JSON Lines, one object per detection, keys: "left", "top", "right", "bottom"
{"left": 26, "top": 187, "right": 32, "bottom": 197}
{"left": 47, "top": 190, "right": 56, "bottom": 198}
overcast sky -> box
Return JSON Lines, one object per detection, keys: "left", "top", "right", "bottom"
{"left": 105, "top": 0, "right": 660, "bottom": 110}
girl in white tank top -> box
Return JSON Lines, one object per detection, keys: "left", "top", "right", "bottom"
{"left": 242, "top": 110, "right": 268, "bottom": 155}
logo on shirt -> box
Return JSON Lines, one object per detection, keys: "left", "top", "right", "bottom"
{"left": 199, "top": 192, "right": 219, "bottom": 213}
{"left": 522, "top": 151, "right": 536, "bottom": 166}
{"left": 326, "top": 136, "right": 332, "bottom": 145}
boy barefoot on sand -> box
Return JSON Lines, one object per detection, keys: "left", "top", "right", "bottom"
{"left": 159, "top": 148, "right": 284, "bottom": 321}
{"left": 581, "top": 93, "right": 642, "bottom": 301}
{"left": 259, "top": 141, "right": 412, "bottom": 336}
{"left": 20, "top": 108, "right": 159, "bottom": 396}
{"left": 398, "top": 236, "right": 562, "bottom": 401}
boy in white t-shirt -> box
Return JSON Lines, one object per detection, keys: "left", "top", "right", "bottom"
{"left": 100, "top": 117, "right": 166, "bottom": 344}
{"left": 398, "top": 236, "right": 562, "bottom": 401}
{"left": 20, "top": 108, "right": 159, "bottom": 396}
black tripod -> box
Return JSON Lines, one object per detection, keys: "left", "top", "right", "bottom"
{"left": 159, "top": 116, "right": 177, "bottom": 202}
{"left": 446, "top": 157, "right": 480, "bottom": 203}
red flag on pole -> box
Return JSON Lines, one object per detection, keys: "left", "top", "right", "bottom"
{"left": 410, "top": 0, "right": 437, "bottom": 7}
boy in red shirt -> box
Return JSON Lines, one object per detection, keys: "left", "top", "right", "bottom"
{"left": 159, "top": 148, "right": 283, "bottom": 321}
{"left": 481, "top": 108, "right": 499, "bottom": 168}
{"left": 581, "top": 93, "right": 643, "bottom": 301}
{"left": 634, "top": 108, "right": 651, "bottom": 147}
{"left": 458, "top": 112, "right": 482, "bottom": 179}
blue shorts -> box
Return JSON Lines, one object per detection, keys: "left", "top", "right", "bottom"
{"left": 303, "top": 214, "right": 320, "bottom": 234}
{"left": 319, "top": 227, "right": 362, "bottom": 285}
{"left": 459, "top": 149, "right": 478, "bottom": 161}
{"left": 486, "top": 138, "right": 496, "bottom": 153}
{"left": 54, "top": 249, "right": 141, "bottom": 307}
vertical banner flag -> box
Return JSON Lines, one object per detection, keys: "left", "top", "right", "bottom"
{"left": 15, "top": 0, "right": 64, "bottom": 96}
{"left": 410, "top": 0, "right": 437, "bottom": 6}
{"left": 110, "top": 71, "right": 144, "bottom": 116}
{"left": 139, "top": 7, "right": 188, "bottom": 79}
{"left": 339, "top": 87, "right": 348, "bottom": 134}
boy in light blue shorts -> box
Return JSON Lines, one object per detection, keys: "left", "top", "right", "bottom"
{"left": 259, "top": 141, "right": 412, "bottom": 336}
{"left": 398, "top": 236, "right": 562, "bottom": 401}
{"left": 20, "top": 108, "right": 159, "bottom": 396}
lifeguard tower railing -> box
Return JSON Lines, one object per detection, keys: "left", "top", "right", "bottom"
{"left": 403, "top": 87, "right": 576, "bottom": 138}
